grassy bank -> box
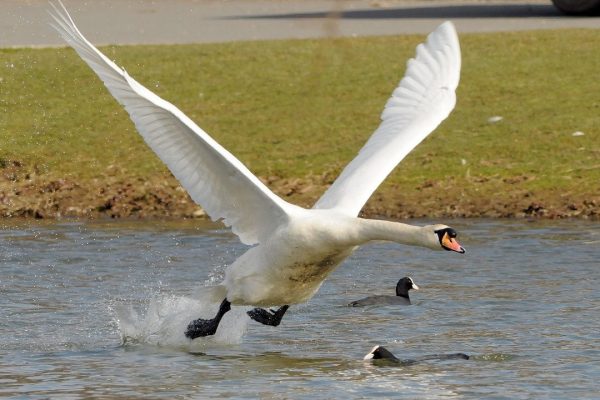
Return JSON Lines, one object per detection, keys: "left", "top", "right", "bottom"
{"left": 0, "top": 29, "right": 598, "bottom": 219}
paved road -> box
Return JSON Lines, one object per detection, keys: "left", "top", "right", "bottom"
{"left": 2, "top": 0, "right": 599, "bottom": 47}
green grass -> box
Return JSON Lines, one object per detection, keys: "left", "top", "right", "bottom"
{"left": 1, "top": 29, "right": 599, "bottom": 202}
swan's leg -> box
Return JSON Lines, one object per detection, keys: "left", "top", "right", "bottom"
{"left": 247, "top": 305, "right": 289, "bottom": 326}
{"left": 185, "top": 298, "right": 231, "bottom": 339}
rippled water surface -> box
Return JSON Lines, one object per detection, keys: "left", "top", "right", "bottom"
{"left": 1, "top": 219, "right": 598, "bottom": 399}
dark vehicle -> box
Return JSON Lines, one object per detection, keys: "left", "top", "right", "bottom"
{"left": 552, "top": 0, "right": 600, "bottom": 14}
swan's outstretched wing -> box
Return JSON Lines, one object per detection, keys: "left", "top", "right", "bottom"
{"left": 49, "top": 1, "right": 294, "bottom": 245}
{"left": 313, "top": 22, "right": 461, "bottom": 216}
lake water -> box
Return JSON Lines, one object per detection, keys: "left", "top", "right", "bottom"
{"left": 0, "top": 219, "right": 598, "bottom": 399}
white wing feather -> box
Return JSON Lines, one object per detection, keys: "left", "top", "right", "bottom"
{"left": 313, "top": 22, "right": 461, "bottom": 216}
{"left": 49, "top": 1, "right": 294, "bottom": 245}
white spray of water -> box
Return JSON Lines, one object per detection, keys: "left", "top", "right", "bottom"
{"left": 113, "top": 286, "right": 250, "bottom": 349}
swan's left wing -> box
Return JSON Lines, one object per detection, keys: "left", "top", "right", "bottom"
{"left": 313, "top": 22, "right": 461, "bottom": 216}
{"left": 49, "top": 1, "right": 294, "bottom": 245}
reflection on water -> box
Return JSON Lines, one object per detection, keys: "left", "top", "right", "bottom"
{"left": 0, "top": 219, "right": 598, "bottom": 398}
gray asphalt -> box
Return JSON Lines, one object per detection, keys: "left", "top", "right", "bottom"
{"left": 2, "top": 0, "right": 599, "bottom": 47}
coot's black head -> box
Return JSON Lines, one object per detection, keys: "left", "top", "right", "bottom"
{"left": 396, "top": 276, "right": 419, "bottom": 297}
{"left": 434, "top": 227, "right": 465, "bottom": 254}
{"left": 363, "top": 345, "right": 399, "bottom": 362}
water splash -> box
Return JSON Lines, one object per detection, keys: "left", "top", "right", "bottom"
{"left": 112, "top": 287, "right": 249, "bottom": 349}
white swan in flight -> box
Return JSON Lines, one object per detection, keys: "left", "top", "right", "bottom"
{"left": 50, "top": 1, "right": 465, "bottom": 338}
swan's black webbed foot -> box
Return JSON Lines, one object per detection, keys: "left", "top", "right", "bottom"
{"left": 185, "top": 298, "right": 231, "bottom": 339}
{"left": 247, "top": 305, "right": 289, "bottom": 326}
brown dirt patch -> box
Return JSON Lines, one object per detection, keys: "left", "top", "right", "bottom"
{"left": 0, "top": 161, "right": 597, "bottom": 220}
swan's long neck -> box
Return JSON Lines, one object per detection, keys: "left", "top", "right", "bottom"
{"left": 351, "top": 219, "right": 434, "bottom": 249}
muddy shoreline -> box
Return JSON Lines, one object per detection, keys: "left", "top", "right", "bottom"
{"left": 0, "top": 162, "right": 597, "bottom": 221}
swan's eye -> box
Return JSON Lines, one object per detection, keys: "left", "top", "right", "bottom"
{"left": 435, "top": 228, "right": 455, "bottom": 241}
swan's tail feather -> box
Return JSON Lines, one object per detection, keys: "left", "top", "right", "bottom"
{"left": 192, "top": 284, "right": 228, "bottom": 303}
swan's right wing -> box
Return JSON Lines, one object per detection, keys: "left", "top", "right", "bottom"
{"left": 313, "top": 22, "right": 461, "bottom": 216}
{"left": 50, "top": 1, "right": 294, "bottom": 245}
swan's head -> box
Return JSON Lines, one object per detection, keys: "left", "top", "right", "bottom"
{"left": 427, "top": 224, "right": 465, "bottom": 253}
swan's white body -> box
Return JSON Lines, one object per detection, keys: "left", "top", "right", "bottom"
{"left": 50, "top": 2, "right": 462, "bottom": 307}
{"left": 224, "top": 212, "right": 444, "bottom": 305}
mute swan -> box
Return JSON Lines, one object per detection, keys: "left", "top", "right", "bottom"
{"left": 50, "top": 2, "right": 465, "bottom": 339}
{"left": 349, "top": 276, "right": 419, "bottom": 307}
{"left": 364, "top": 345, "right": 469, "bottom": 365}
